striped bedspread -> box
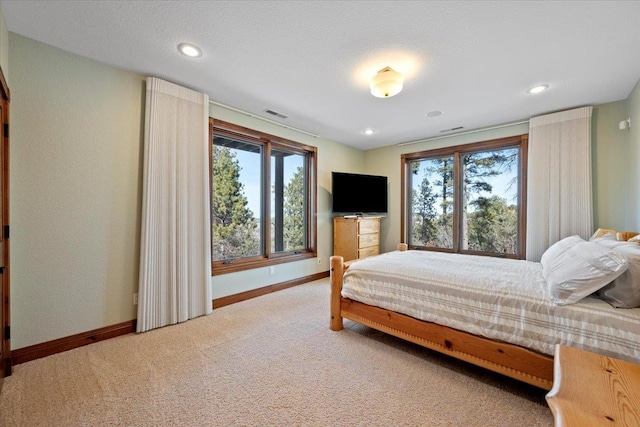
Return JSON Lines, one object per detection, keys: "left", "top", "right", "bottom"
{"left": 341, "top": 250, "right": 640, "bottom": 363}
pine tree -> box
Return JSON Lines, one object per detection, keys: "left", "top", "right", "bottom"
{"left": 211, "top": 146, "right": 259, "bottom": 260}
{"left": 283, "top": 166, "right": 304, "bottom": 251}
{"left": 412, "top": 175, "right": 438, "bottom": 245}
{"left": 425, "top": 149, "right": 517, "bottom": 249}
{"left": 425, "top": 157, "right": 454, "bottom": 246}
{"left": 467, "top": 195, "right": 518, "bottom": 254}
{"left": 460, "top": 150, "right": 516, "bottom": 249}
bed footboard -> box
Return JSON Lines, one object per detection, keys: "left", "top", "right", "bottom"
{"left": 330, "top": 244, "right": 408, "bottom": 331}
{"left": 328, "top": 243, "right": 554, "bottom": 390}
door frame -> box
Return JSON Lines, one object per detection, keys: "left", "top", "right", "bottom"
{"left": 0, "top": 65, "right": 10, "bottom": 380}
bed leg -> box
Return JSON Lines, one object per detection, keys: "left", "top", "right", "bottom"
{"left": 330, "top": 255, "right": 344, "bottom": 331}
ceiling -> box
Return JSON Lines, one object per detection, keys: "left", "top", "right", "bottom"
{"left": 2, "top": 1, "right": 640, "bottom": 150}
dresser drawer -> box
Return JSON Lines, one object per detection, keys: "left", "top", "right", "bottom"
{"left": 358, "top": 246, "right": 379, "bottom": 259}
{"left": 334, "top": 216, "right": 381, "bottom": 262}
{"left": 358, "top": 219, "right": 379, "bottom": 235}
{"left": 358, "top": 233, "right": 379, "bottom": 248}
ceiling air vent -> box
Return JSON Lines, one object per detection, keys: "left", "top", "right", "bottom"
{"left": 440, "top": 126, "right": 464, "bottom": 133}
{"left": 263, "top": 109, "right": 288, "bottom": 119}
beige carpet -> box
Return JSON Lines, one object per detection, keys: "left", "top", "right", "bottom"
{"left": 0, "top": 278, "right": 552, "bottom": 426}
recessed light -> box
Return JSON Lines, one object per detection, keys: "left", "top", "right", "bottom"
{"left": 527, "top": 84, "right": 549, "bottom": 94}
{"left": 363, "top": 128, "right": 376, "bottom": 135}
{"left": 178, "top": 43, "right": 202, "bottom": 58}
{"left": 426, "top": 110, "right": 443, "bottom": 118}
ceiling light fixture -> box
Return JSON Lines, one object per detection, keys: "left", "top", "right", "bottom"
{"left": 370, "top": 67, "right": 404, "bottom": 98}
{"left": 178, "top": 43, "right": 202, "bottom": 58}
{"left": 363, "top": 128, "right": 376, "bottom": 135}
{"left": 527, "top": 84, "right": 549, "bottom": 94}
{"left": 426, "top": 110, "right": 443, "bottom": 118}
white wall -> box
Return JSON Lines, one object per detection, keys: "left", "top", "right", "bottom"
{"left": 592, "top": 100, "right": 631, "bottom": 229}
{"left": 208, "top": 105, "right": 364, "bottom": 298}
{"left": 9, "top": 33, "right": 145, "bottom": 349}
{"left": 627, "top": 78, "right": 640, "bottom": 231}
{"left": 0, "top": 5, "right": 8, "bottom": 83}
{"left": 8, "top": 32, "right": 365, "bottom": 348}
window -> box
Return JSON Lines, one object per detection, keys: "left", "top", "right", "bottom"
{"left": 210, "top": 119, "right": 317, "bottom": 274}
{"left": 401, "top": 135, "right": 527, "bottom": 258}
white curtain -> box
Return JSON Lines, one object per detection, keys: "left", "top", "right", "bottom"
{"left": 526, "top": 106, "right": 593, "bottom": 262}
{"left": 137, "top": 77, "right": 212, "bottom": 333}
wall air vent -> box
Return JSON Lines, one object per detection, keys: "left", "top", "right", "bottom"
{"left": 440, "top": 126, "right": 464, "bottom": 133}
{"left": 263, "top": 109, "right": 288, "bottom": 119}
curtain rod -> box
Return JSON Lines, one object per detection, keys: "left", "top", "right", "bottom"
{"left": 396, "top": 120, "right": 530, "bottom": 147}
{"left": 209, "top": 100, "right": 321, "bottom": 138}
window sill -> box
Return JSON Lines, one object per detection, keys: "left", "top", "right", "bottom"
{"left": 212, "top": 251, "right": 316, "bottom": 276}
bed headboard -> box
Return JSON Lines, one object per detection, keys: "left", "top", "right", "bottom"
{"left": 592, "top": 228, "right": 639, "bottom": 242}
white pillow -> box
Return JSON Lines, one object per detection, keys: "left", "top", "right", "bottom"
{"left": 540, "top": 235, "right": 585, "bottom": 266}
{"left": 592, "top": 237, "right": 640, "bottom": 308}
{"left": 542, "top": 240, "right": 629, "bottom": 305}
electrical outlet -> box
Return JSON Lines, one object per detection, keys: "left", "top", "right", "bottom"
{"left": 133, "top": 293, "right": 138, "bottom": 305}
{"left": 269, "top": 266, "right": 275, "bottom": 275}
{"left": 317, "top": 257, "right": 321, "bottom": 265}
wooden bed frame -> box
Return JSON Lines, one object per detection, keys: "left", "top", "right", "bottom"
{"left": 329, "top": 244, "right": 555, "bottom": 390}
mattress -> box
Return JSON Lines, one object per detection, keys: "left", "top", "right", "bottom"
{"left": 341, "top": 250, "right": 640, "bottom": 364}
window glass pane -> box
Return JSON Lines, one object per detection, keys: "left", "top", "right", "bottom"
{"left": 271, "top": 149, "right": 306, "bottom": 253}
{"left": 211, "top": 136, "right": 262, "bottom": 261}
{"left": 461, "top": 147, "right": 519, "bottom": 254}
{"left": 409, "top": 155, "right": 455, "bottom": 249}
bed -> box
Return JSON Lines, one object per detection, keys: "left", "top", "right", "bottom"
{"left": 330, "top": 237, "right": 640, "bottom": 390}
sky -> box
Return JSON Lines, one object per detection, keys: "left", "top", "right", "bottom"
{"left": 411, "top": 150, "right": 518, "bottom": 214}
{"left": 234, "top": 149, "right": 302, "bottom": 217}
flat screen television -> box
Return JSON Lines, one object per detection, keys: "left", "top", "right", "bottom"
{"left": 331, "top": 172, "right": 388, "bottom": 215}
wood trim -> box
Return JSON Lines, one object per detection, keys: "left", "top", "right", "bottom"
{"left": 1, "top": 64, "right": 9, "bottom": 380}
{"left": 400, "top": 156, "right": 407, "bottom": 245}
{"left": 341, "top": 298, "right": 553, "bottom": 390}
{"left": 10, "top": 271, "right": 329, "bottom": 366}
{"left": 210, "top": 118, "right": 318, "bottom": 275}
{"left": 402, "top": 134, "right": 526, "bottom": 161}
{"left": 519, "top": 135, "right": 528, "bottom": 258}
{"left": 11, "top": 320, "right": 137, "bottom": 366}
{"left": 212, "top": 251, "right": 315, "bottom": 276}
{"left": 0, "top": 66, "right": 10, "bottom": 101}
{"left": 213, "top": 271, "right": 329, "bottom": 309}
{"left": 453, "top": 151, "right": 461, "bottom": 253}
{"left": 211, "top": 118, "right": 317, "bottom": 153}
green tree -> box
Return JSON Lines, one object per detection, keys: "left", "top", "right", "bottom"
{"left": 211, "top": 146, "right": 259, "bottom": 260}
{"left": 426, "top": 151, "right": 516, "bottom": 249}
{"left": 461, "top": 150, "right": 517, "bottom": 249}
{"left": 282, "top": 166, "right": 304, "bottom": 251}
{"left": 427, "top": 157, "right": 454, "bottom": 219}
{"left": 467, "top": 195, "right": 518, "bottom": 254}
{"left": 425, "top": 157, "right": 454, "bottom": 247}
{"left": 412, "top": 175, "right": 438, "bottom": 245}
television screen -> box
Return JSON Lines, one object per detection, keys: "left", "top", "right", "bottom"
{"left": 331, "top": 172, "right": 388, "bottom": 215}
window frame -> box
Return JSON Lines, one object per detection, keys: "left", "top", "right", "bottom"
{"left": 401, "top": 134, "right": 528, "bottom": 259}
{"left": 210, "top": 118, "right": 317, "bottom": 275}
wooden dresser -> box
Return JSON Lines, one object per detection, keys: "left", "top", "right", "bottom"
{"left": 333, "top": 216, "right": 380, "bottom": 262}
